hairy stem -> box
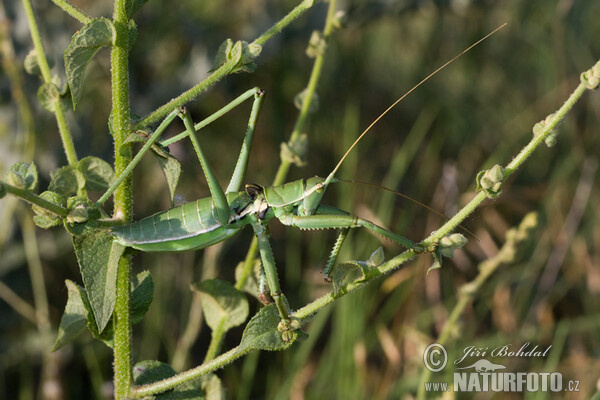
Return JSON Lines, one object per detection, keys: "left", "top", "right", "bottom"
{"left": 134, "top": 0, "right": 320, "bottom": 130}
{"left": 272, "top": 0, "right": 337, "bottom": 184}
{"left": 51, "top": 0, "right": 92, "bottom": 24}
{"left": 203, "top": 318, "right": 227, "bottom": 363}
{"left": 421, "top": 81, "right": 589, "bottom": 249}
{"left": 111, "top": 0, "right": 133, "bottom": 397}
{"left": 416, "top": 212, "right": 538, "bottom": 400}
{"left": 21, "top": 0, "right": 78, "bottom": 166}
{"left": 131, "top": 347, "right": 251, "bottom": 398}
{"left": 253, "top": 0, "right": 321, "bottom": 46}
{"left": 1, "top": 181, "right": 68, "bottom": 217}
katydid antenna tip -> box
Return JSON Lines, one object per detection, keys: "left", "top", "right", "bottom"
{"left": 325, "top": 23, "right": 507, "bottom": 183}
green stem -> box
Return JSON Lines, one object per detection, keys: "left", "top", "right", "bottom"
{"left": 1, "top": 181, "right": 68, "bottom": 217}
{"left": 134, "top": 61, "right": 236, "bottom": 129}
{"left": 421, "top": 82, "right": 589, "bottom": 249}
{"left": 235, "top": 239, "right": 259, "bottom": 291}
{"left": 21, "top": 0, "right": 79, "bottom": 166}
{"left": 134, "top": 0, "right": 320, "bottom": 130}
{"left": 111, "top": 0, "right": 133, "bottom": 397}
{"left": 51, "top": 0, "right": 92, "bottom": 24}
{"left": 131, "top": 347, "right": 251, "bottom": 398}
{"left": 0, "top": 279, "right": 38, "bottom": 324}
{"left": 294, "top": 250, "right": 417, "bottom": 321}
{"left": 19, "top": 210, "right": 51, "bottom": 332}
{"left": 253, "top": 0, "right": 321, "bottom": 46}
{"left": 416, "top": 213, "right": 537, "bottom": 400}
{"left": 203, "top": 318, "right": 227, "bottom": 363}
{"left": 272, "top": 0, "right": 336, "bottom": 185}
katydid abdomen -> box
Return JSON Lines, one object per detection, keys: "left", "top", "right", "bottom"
{"left": 112, "top": 191, "right": 254, "bottom": 252}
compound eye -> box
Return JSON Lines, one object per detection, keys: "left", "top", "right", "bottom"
{"left": 245, "top": 183, "right": 263, "bottom": 200}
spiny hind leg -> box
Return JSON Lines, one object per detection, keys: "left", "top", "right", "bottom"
{"left": 278, "top": 209, "right": 416, "bottom": 278}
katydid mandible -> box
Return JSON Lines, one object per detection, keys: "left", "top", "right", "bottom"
{"left": 105, "top": 26, "right": 505, "bottom": 341}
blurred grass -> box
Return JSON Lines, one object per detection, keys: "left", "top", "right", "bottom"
{"left": 1, "top": 0, "right": 600, "bottom": 399}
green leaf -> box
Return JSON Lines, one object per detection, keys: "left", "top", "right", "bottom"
{"left": 32, "top": 191, "right": 65, "bottom": 229}
{"left": 152, "top": 144, "right": 181, "bottom": 202}
{"left": 52, "top": 280, "right": 88, "bottom": 351}
{"left": 201, "top": 374, "right": 226, "bottom": 400}
{"left": 211, "top": 39, "right": 262, "bottom": 74}
{"left": 133, "top": 360, "right": 177, "bottom": 386}
{"left": 131, "top": 270, "right": 154, "bottom": 325}
{"left": 128, "top": 19, "right": 138, "bottom": 50}
{"left": 125, "top": 0, "right": 149, "bottom": 18}
{"left": 293, "top": 88, "right": 319, "bottom": 113}
{"left": 37, "top": 82, "right": 62, "bottom": 112}
{"left": 192, "top": 279, "right": 249, "bottom": 332}
{"left": 64, "top": 18, "right": 115, "bottom": 109}
{"left": 24, "top": 49, "right": 41, "bottom": 75}
{"left": 238, "top": 304, "right": 294, "bottom": 352}
{"left": 0, "top": 182, "right": 6, "bottom": 199}
{"left": 331, "top": 263, "right": 364, "bottom": 296}
{"left": 427, "top": 249, "right": 443, "bottom": 274}
{"left": 72, "top": 230, "right": 124, "bottom": 333}
{"left": 123, "top": 131, "right": 148, "bottom": 145}
{"left": 77, "top": 156, "right": 116, "bottom": 192}
{"left": 49, "top": 165, "right": 85, "bottom": 197}
{"left": 366, "top": 247, "right": 385, "bottom": 267}
{"left": 63, "top": 196, "right": 102, "bottom": 235}
{"left": 5, "top": 161, "right": 38, "bottom": 191}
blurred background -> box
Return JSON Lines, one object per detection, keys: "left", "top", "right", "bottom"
{"left": 1, "top": 0, "right": 599, "bottom": 398}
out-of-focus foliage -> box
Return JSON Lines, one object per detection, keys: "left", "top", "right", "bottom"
{"left": 1, "top": 0, "right": 599, "bottom": 398}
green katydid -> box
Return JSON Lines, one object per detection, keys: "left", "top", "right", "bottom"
{"left": 98, "top": 26, "right": 504, "bottom": 341}
{"left": 107, "top": 94, "right": 416, "bottom": 339}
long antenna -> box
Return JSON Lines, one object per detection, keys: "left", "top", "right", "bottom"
{"left": 323, "top": 23, "right": 507, "bottom": 186}
{"left": 336, "top": 178, "right": 479, "bottom": 240}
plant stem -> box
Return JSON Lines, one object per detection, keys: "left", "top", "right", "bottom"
{"left": 272, "top": 0, "right": 337, "bottom": 185}
{"left": 0, "top": 279, "right": 38, "bottom": 324}
{"left": 111, "top": 0, "right": 133, "bottom": 397}
{"left": 252, "top": 0, "right": 321, "bottom": 46}
{"left": 51, "top": 0, "right": 92, "bottom": 24}
{"left": 1, "top": 181, "right": 68, "bottom": 217}
{"left": 19, "top": 209, "right": 51, "bottom": 332}
{"left": 134, "top": 61, "right": 236, "bottom": 130}
{"left": 134, "top": 0, "right": 320, "bottom": 130}
{"left": 421, "top": 81, "right": 589, "bottom": 249}
{"left": 131, "top": 346, "right": 251, "bottom": 398}
{"left": 204, "top": 319, "right": 227, "bottom": 363}
{"left": 21, "top": 0, "right": 79, "bottom": 166}
{"left": 416, "top": 212, "right": 538, "bottom": 400}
